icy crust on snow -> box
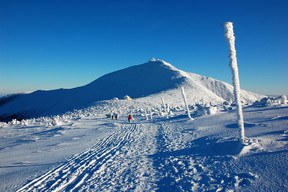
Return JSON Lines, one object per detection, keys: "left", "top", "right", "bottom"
{"left": 0, "top": 59, "right": 263, "bottom": 120}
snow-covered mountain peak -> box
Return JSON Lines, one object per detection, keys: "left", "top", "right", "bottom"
{"left": 147, "top": 58, "right": 176, "bottom": 68}
{"left": 0, "top": 59, "right": 263, "bottom": 120}
{"left": 85, "top": 59, "right": 187, "bottom": 97}
{"left": 144, "top": 59, "right": 190, "bottom": 79}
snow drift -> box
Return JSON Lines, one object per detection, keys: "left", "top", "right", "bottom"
{"left": 0, "top": 59, "right": 263, "bottom": 121}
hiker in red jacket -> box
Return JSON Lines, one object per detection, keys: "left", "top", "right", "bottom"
{"left": 128, "top": 114, "right": 133, "bottom": 122}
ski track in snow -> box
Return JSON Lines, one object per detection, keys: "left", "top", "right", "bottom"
{"left": 17, "top": 122, "right": 158, "bottom": 192}
{"left": 15, "top": 116, "right": 260, "bottom": 192}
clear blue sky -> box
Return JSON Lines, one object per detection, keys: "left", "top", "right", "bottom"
{"left": 1, "top": 0, "right": 287, "bottom": 95}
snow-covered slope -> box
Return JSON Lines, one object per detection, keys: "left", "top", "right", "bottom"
{"left": 0, "top": 59, "right": 263, "bottom": 120}
{"left": 1, "top": 101, "right": 287, "bottom": 191}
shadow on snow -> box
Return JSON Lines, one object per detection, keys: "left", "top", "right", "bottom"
{"left": 149, "top": 136, "right": 244, "bottom": 191}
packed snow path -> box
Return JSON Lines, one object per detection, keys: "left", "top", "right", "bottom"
{"left": 16, "top": 118, "right": 262, "bottom": 192}
{"left": 17, "top": 122, "right": 159, "bottom": 191}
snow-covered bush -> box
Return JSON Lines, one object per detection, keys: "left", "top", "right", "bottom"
{"left": 21, "top": 119, "right": 29, "bottom": 126}
{"left": 195, "top": 104, "right": 206, "bottom": 116}
{"left": 277, "top": 95, "right": 287, "bottom": 104}
{"left": 222, "top": 103, "right": 234, "bottom": 111}
{"left": 11, "top": 119, "right": 20, "bottom": 125}
{"left": 207, "top": 106, "right": 218, "bottom": 115}
{"left": 253, "top": 97, "right": 272, "bottom": 106}
{"left": 0, "top": 121, "right": 7, "bottom": 128}
{"left": 52, "top": 116, "right": 62, "bottom": 126}
{"left": 223, "top": 101, "right": 230, "bottom": 106}
{"left": 195, "top": 104, "right": 218, "bottom": 116}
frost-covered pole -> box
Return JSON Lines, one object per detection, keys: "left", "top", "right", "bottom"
{"left": 161, "top": 97, "right": 168, "bottom": 118}
{"left": 225, "top": 22, "right": 245, "bottom": 144}
{"left": 161, "top": 97, "right": 166, "bottom": 112}
{"left": 145, "top": 109, "right": 149, "bottom": 120}
{"left": 181, "top": 87, "right": 192, "bottom": 119}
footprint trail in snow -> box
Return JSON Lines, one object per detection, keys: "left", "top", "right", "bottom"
{"left": 17, "top": 122, "right": 159, "bottom": 191}
{"left": 17, "top": 120, "right": 257, "bottom": 192}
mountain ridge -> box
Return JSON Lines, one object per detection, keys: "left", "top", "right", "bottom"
{"left": 0, "top": 59, "right": 263, "bottom": 121}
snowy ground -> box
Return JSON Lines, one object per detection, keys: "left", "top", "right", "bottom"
{"left": 0, "top": 103, "right": 287, "bottom": 191}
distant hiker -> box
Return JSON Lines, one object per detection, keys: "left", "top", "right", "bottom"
{"left": 114, "top": 113, "right": 118, "bottom": 120}
{"left": 128, "top": 114, "right": 133, "bottom": 122}
{"left": 111, "top": 114, "right": 114, "bottom": 120}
